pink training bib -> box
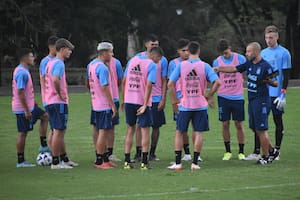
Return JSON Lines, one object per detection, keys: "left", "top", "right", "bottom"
{"left": 44, "top": 59, "right": 69, "bottom": 105}
{"left": 89, "top": 61, "right": 111, "bottom": 111}
{"left": 217, "top": 53, "right": 244, "bottom": 96}
{"left": 124, "top": 56, "right": 153, "bottom": 106}
{"left": 12, "top": 67, "right": 35, "bottom": 112}
{"left": 179, "top": 60, "right": 208, "bottom": 109}
{"left": 108, "top": 57, "right": 119, "bottom": 100}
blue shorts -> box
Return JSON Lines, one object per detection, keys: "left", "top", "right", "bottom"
{"left": 248, "top": 97, "right": 271, "bottom": 131}
{"left": 90, "top": 101, "right": 120, "bottom": 126}
{"left": 176, "top": 110, "right": 209, "bottom": 132}
{"left": 90, "top": 110, "right": 96, "bottom": 125}
{"left": 95, "top": 110, "right": 113, "bottom": 130}
{"left": 151, "top": 102, "right": 166, "bottom": 128}
{"left": 46, "top": 104, "right": 68, "bottom": 130}
{"left": 270, "top": 97, "right": 284, "bottom": 115}
{"left": 125, "top": 103, "right": 153, "bottom": 128}
{"left": 218, "top": 96, "right": 245, "bottom": 122}
{"left": 15, "top": 105, "right": 46, "bottom": 133}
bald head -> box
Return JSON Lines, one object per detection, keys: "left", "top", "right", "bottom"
{"left": 245, "top": 42, "right": 262, "bottom": 62}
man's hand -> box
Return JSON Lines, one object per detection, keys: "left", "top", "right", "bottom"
{"left": 137, "top": 105, "right": 147, "bottom": 115}
{"left": 172, "top": 103, "right": 178, "bottom": 114}
{"left": 157, "top": 99, "right": 166, "bottom": 111}
{"left": 121, "top": 102, "right": 125, "bottom": 112}
{"left": 206, "top": 95, "right": 215, "bottom": 108}
{"left": 213, "top": 67, "right": 220, "bottom": 73}
{"left": 112, "top": 104, "right": 118, "bottom": 118}
{"left": 25, "top": 111, "right": 32, "bottom": 120}
{"left": 59, "top": 93, "right": 67, "bottom": 101}
{"left": 274, "top": 90, "right": 286, "bottom": 111}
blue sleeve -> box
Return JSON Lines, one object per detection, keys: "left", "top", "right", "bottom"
{"left": 236, "top": 61, "right": 249, "bottom": 73}
{"left": 160, "top": 56, "right": 168, "bottom": 77}
{"left": 15, "top": 70, "right": 28, "bottom": 89}
{"left": 39, "top": 58, "right": 47, "bottom": 76}
{"left": 116, "top": 59, "right": 124, "bottom": 79}
{"left": 238, "top": 54, "right": 247, "bottom": 65}
{"left": 282, "top": 50, "right": 292, "bottom": 69}
{"left": 169, "top": 64, "right": 181, "bottom": 82}
{"left": 168, "top": 60, "right": 176, "bottom": 78}
{"left": 212, "top": 59, "right": 219, "bottom": 67}
{"left": 51, "top": 62, "right": 64, "bottom": 78}
{"left": 147, "top": 62, "right": 157, "bottom": 83}
{"left": 96, "top": 65, "right": 109, "bottom": 86}
{"left": 204, "top": 63, "right": 219, "bottom": 83}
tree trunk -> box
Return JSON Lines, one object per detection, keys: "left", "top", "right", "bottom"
{"left": 286, "top": 0, "right": 300, "bottom": 79}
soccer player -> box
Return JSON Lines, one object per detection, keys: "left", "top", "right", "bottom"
{"left": 168, "top": 41, "right": 220, "bottom": 170}
{"left": 12, "top": 48, "right": 49, "bottom": 168}
{"left": 86, "top": 41, "right": 123, "bottom": 163}
{"left": 133, "top": 34, "right": 168, "bottom": 162}
{"left": 88, "top": 42, "right": 117, "bottom": 169}
{"left": 39, "top": 36, "right": 59, "bottom": 152}
{"left": 213, "top": 39, "right": 246, "bottom": 161}
{"left": 168, "top": 38, "right": 201, "bottom": 162}
{"left": 122, "top": 47, "right": 162, "bottom": 170}
{"left": 214, "top": 42, "right": 280, "bottom": 165}
{"left": 246, "top": 25, "right": 291, "bottom": 160}
{"left": 44, "top": 38, "right": 78, "bottom": 169}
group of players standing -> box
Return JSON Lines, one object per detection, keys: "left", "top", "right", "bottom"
{"left": 12, "top": 25, "right": 291, "bottom": 170}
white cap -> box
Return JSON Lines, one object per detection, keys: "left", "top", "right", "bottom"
{"left": 97, "top": 42, "right": 113, "bottom": 51}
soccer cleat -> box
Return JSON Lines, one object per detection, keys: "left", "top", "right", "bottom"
{"left": 16, "top": 161, "right": 36, "bottom": 168}
{"left": 245, "top": 153, "right": 261, "bottom": 161}
{"left": 198, "top": 155, "right": 203, "bottom": 162}
{"left": 238, "top": 153, "right": 246, "bottom": 160}
{"left": 268, "top": 149, "right": 280, "bottom": 163}
{"left": 51, "top": 163, "right": 73, "bottom": 169}
{"left": 95, "top": 162, "right": 113, "bottom": 169}
{"left": 222, "top": 152, "right": 232, "bottom": 161}
{"left": 191, "top": 163, "right": 201, "bottom": 171}
{"left": 256, "top": 158, "right": 270, "bottom": 165}
{"left": 38, "top": 146, "right": 51, "bottom": 153}
{"left": 109, "top": 155, "right": 121, "bottom": 162}
{"left": 149, "top": 154, "right": 160, "bottom": 161}
{"left": 131, "top": 154, "right": 141, "bottom": 163}
{"left": 123, "top": 162, "right": 134, "bottom": 170}
{"left": 62, "top": 160, "right": 79, "bottom": 167}
{"left": 108, "top": 161, "right": 117, "bottom": 168}
{"left": 275, "top": 155, "right": 280, "bottom": 161}
{"left": 181, "top": 154, "right": 192, "bottom": 161}
{"left": 140, "top": 163, "right": 152, "bottom": 170}
{"left": 167, "top": 163, "right": 182, "bottom": 171}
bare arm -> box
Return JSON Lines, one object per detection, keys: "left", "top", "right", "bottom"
{"left": 53, "top": 76, "right": 66, "bottom": 101}
{"left": 214, "top": 66, "right": 238, "bottom": 73}
{"left": 101, "top": 85, "right": 117, "bottom": 117}
{"left": 158, "top": 77, "right": 167, "bottom": 111}
{"left": 168, "top": 80, "right": 180, "bottom": 113}
{"left": 137, "top": 81, "right": 153, "bottom": 115}
{"left": 206, "top": 80, "right": 220, "bottom": 108}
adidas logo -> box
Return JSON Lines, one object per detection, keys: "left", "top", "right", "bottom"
{"left": 185, "top": 69, "right": 200, "bottom": 81}
{"left": 187, "top": 69, "right": 197, "bottom": 77}
{"left": 130, "top": 64, "right": 142, "bottom": 75}
{"left": 132, "top": 65, "right": 141, "bottom": 72}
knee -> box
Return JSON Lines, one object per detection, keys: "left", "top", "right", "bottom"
{"left": 234, "top": 121, "right": 243, "bottom": 130}
{"left": 41, "top": 113, "right": 49, "bottom": 121}
{"left": 222, "top": 121, "right": 230, "bottom": 130}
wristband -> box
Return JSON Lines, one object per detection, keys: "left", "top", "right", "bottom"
{"left": 281, "top": 89, "right": 286, "bottom": 94}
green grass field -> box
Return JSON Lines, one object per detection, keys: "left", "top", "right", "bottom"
{"left": 0, "top": 89, "right": 300, "bottom": 200}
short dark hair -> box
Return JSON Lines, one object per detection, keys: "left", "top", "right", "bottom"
{"left": 17, "top": 48, "right": 33, "bottom": 61}
{"left": 47, "top": 36, "right": 59, "bottom": 46}
{"left": 265, "top": 25, "right": 279, "bottom": 34}
{"left": 188, "top": 41, "right": 200, "bottom": 55}
{"left": 56, "top": 38, "right": 74, "bottom": 51}
{"left": 144, "top": 34, "right": 158, "bottom": 43}
{"left": 177, "top": 38, "right": 190, "bottom": 49}
{"left": 150, "top": 47, "right": 164, "bottom": 56}
{"left": 217, "top": 39, "right": 230, "bottom": 53}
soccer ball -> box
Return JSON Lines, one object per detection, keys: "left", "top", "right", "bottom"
{"left": 36, "top": 152, "right": 53, "bottom": 166}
